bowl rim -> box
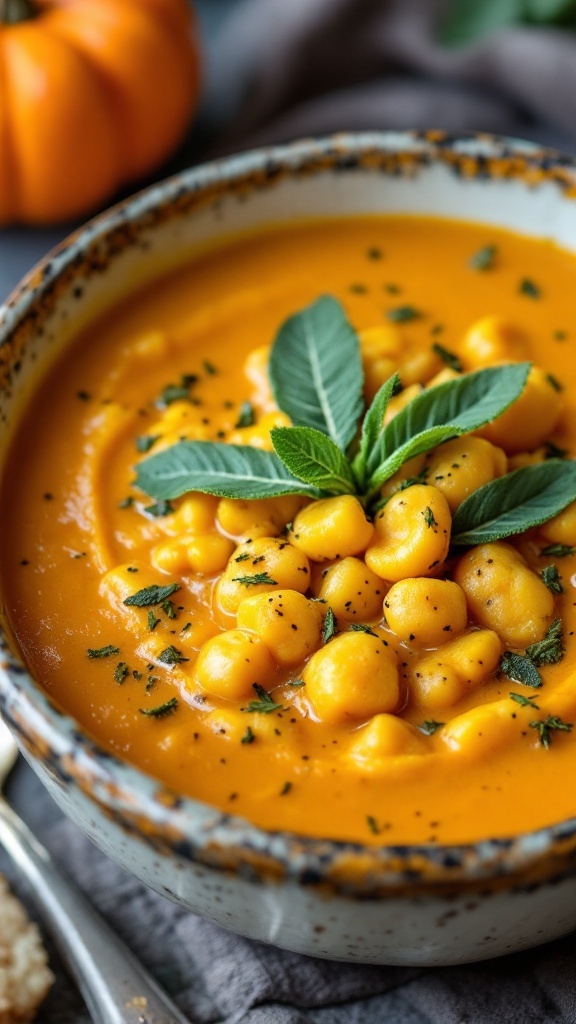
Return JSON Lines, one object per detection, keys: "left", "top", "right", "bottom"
{"left": 2, "top": 128, "right": 576, "bottom": 896}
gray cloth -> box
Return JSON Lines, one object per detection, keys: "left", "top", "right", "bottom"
{"left": 6, "top": 1, "right": 576, "bottom": 1021}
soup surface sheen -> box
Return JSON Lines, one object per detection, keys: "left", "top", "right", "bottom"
{"left": 3, "top": 216, "right": 576, "bottom": 846}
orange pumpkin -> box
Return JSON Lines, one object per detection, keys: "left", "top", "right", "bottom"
{"left": 0, "top": 0, "right": 201, "bottom": 225}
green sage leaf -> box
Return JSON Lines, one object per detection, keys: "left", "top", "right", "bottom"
{"left": 271, "top": 426, "right": 356, "bottom": 494}
{"left": 366, "top": 363, "right": 530, "bottom": 495}
{"left": 135, "top": 441, "right": 323, "bottom": 501}
{"left": 352, "top": 373, "right": 401, "bottom": 483}
{"left": 268, "top": 295, "right": 364, "bottom": 452}
{"left": 452, "top": 461, "right": 576, "bottom": 546}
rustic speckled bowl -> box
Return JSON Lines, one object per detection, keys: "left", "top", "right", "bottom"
{"left": 1, "top": 131, "right": 576, "bottom": 966}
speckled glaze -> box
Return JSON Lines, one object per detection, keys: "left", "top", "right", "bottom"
{"left": 1, "top": 132, "right": 576, "bottom": 966}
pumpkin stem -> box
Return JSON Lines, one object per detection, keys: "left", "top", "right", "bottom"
{"left": 0, "top": 0, "right": 36, "bottom": 24}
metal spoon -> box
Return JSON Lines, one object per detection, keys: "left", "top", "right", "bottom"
{"left": 0, "top": 716, "right": 191, "bottom": 1024}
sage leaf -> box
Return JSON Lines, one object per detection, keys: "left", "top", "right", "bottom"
{"left": 352, "top": 373, "right": 401, "bottom": 482}
{"left": 500, "top": 652, "right": 542, "bottom": 689}
{"left": 271, "top": 426, "right": 356, "bottom": 494}
{"left": 452, "top": 461, "right": 576, "bottom": 546}
{"left": 268, "top": 295, "right": 364, "bottom": 452}
{"left": 366, "top": 362, "right": 530, "bottom": 494}
{"left": 135, "top": 441, "right": 323, "bottom": 501}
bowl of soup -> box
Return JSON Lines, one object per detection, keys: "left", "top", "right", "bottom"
{"left": 1, "top": 131, "right": 576, "bottom": 965}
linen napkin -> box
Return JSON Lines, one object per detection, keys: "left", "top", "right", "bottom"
{"left": 6, "top": 1, "right": 576, "bottom": 1021}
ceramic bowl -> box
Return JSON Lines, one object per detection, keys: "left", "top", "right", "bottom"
{"left": 1, "top": 131, "right": 576, "bottom": 967}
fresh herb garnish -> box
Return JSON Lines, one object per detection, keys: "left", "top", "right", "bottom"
{"left": 235, "top": 552, "right": 250, "bottom": 562}
{"left": 451, "top": 461, "right": 576, "bottom": 546}
{"left": 519, "top": 278, "right": 541, "bottom": 299}
{"left": 148, "top": 610, "right": 160, "bottom": 631}
{"left": 232, "top": 572, "right": 278, "bottom": 587}
{"left": 530, "top": 715, "right": 573, "bottom": 749}
{"left": 423, "top": 506, "right": 438, "bottom": 528}
{"left": 349, "top": 623, "right": 378, "bottom": 637}
{"left": 322, "top": 607, "right": 337, "bottom": 643}
{"left": 386, "top": 305, "right": 420, "bottom": 323}
{"left": 419, "top": 720, "right": 445, "bottom": 735}
{"left": 526, "top": 618, "right": 564, "bottom": 666}
{"left": 144, "top": 500, "right": 175, "bottom": 517}
{"left": 432, "top": 342, "right": 462, "bottom": 372}
{"left": 280, "top": 781, "right": 292, "bottom": 796}
{"left": 510, "top": 692, "right": 540, "bottom": 709}
{"left": 136, "top": 297, "right": 537, "bottom": 522}
{"left": 245, "top": 683, "right": 287, "bottom": 714}
{"left": 161, "top": 599, "right": 177, "bottom": 619}
{"left": 241, "top": 726, "right": 255, "bottom": 744}
{"left": 366, "top": 815, "right": 380, "bottom": 834}
{"left": 547, "top": 373, "right": 563, "bottom": 392}
{"left": 235, "top": 401, "right": 255, "bottom": 429}
{"left": 540, "top": 564, "right": 564, "bottom": 594}
{"left": 540, "top": 544, "right": 575, "bottom": 558}
{"left": 500, "top": 652, "right": 542, "bottom": 689}
{"left": 87, "top": 645, "right": 120, "bottom": 659}
{"left": 118, "top": 496, "right": 134, "bottom": 509}
{"left": 113, "top": 662, "right": 130, "bottom": 684}
{"left": 203, "top": 360, "right": 218, "bottom": 375}
{"left": 135, "top": 435, "right": 160, "bottom": 454}
{"left": 157, "top": 646, "right": 189, "bottom": 666}
{"left": 139, "top": 697, "right": 178, "bottom": 718}
{"left": 124, "top": 583, "right": 180, "bottom": 607}
{"left": 469, "top": 245, "right": 497, "bottom": 271}
{"left": 287, "top": 678, "right": 305, "bottom": 687}
{"left": 442, "top": 0, "right": 576, "bottom": 46}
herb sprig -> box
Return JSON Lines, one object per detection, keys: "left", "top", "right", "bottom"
{"left": 134, "top": 295, "right": 576, "bottom": 539}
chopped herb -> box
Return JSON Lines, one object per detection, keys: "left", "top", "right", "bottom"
{"left": 469, "top": 244, "right": 497, "bottom": 271}
{"left": 423, "top": 506, "right": 438, "bottom": 528}
{"left": 157, "top": 646, "right": 189, "bottom": 666}
{"left": 530, "top": 715, "right": 573, "bottom": 749}
{"left": 156, "top": 374, "right": 198, "bottom": 407}
{"left": 519, "top": 278, "right": 541, "bottom": 299}
{"left": 432, "top": 342, "right": 462, "bottom": 372}
{"left": 146, "top": 675, "right": 158, "bottom": 691}
{"left": 118, "top": 496, "right": 134, "bottom": 509}
{"left": 234, "top": 552, "right": 250, "bottom": 562}
{"left": 540, "top": 564, "right": 564, "bottom": 594}
{"left": 235, "top": 401, "right": 255, "bottom": 429}
{"left": 540, "top": 543, "right": 575, "bottom": 558}
{"left": 367, "top": 246, "right": 382, "bottom": 260}
{"left": 113, "top": 662, "right": 130, "bottom": 684}
{"left": 509, "top": 692, "right": 540, "bottom": 709}
{"left": 546, "top": 373, "right": 563, "bottom": 392}
{"left": 124, "top": 583, "right": 180, "bottom": 607}
{"left": 132, "top": 670, "right": 143, "bottom": 681}
{"left": 203, "top": 360, "right": 218, "bottom": 375}
{"left": 554, "top": 330, "right": 567, "bottom": 341}
{"left": 287, "top": 678, "right": 305, "bottom": 687}
{"left": 231, "top": 572, "right": 278, "bottom": 587}
{"left": 87, "top": 645, "right": 120, "bottom": 659}
{"left": 384, "top": 282, "right": 400, "bottom": 295}
{"left": 245, "top": 683, "right": 287, "bottom": 714}
{"left": 161, "top": 599, "right": 177, "bottom": 620}
{"left": 500, "top": 652, "right": 542, "bottom": 689}
{"left": 241, "top": 726, "right": 255, "bottom": 745}
{"left": 280, "top": 781, "right": 292, "bottom": 796}
{"left": 139, "top": 697, "right": 179, "bottom": 718}
{"left": 366, "top": 815, "right": 380, "bottom": 834}
{"left": 135, "top": 435, "right": 160, "bottom": 454}
{"left": 526, "top": 618, "right": 564, "bottom": 667}
{"left": 322, "top": 607, "right": 337, "bottom": 643}
{"left": 544, "top": 440, "right": 568, "bottom": 460}
{"left": 181, "top": 622, "right": 192, "bottom": 633}
{"left": 126, "top": 566, "right": 138, "bottom": 574}
{"left": 430, "top": 323, "right": 444, "bottom": 336}
{"left": 349, "top": 623, "right": 378, "bottom": 637}
{"left": 148, "top": 610, "right": 160, "bottom": 631}
{"left": 418, "top": 720, "right": 445, "bottom": 735}
{"left": 386, "top": 305, "right": 420, "bottom": 323}
{"left": 144, "top": 500, "right": 175, "bottom": 518}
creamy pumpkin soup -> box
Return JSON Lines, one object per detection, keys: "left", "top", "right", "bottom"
{"left": 2, "top": 216, "right": 576, "bottom": 846}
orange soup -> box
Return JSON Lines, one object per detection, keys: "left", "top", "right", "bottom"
{"left": 2, "top": 215, "right": 576, "bottom": 845}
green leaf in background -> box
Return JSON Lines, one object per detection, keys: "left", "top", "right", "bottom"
{"left": 365, "top": 363, "right": 530, "bottom": 494}
{"left": 451, "top": 460, "right": 576, "bottom": 545}
{"left": 442, "top": 0, "right": 576, "bottom": 46}
{"left": 271, "top": 426, "right": 357, "bottom": 494}
{"left": 351, "top": 373, "right": 401, "bottom": 481}
{"left": 268, "top": 295, "right": 364, "bottom": 453}
{"left": 135, "top": 441, "right": 323, "bottom": 501}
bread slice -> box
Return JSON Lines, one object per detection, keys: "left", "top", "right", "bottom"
{"left": 0, "top": 874, "right": 54, "bottom": 1024}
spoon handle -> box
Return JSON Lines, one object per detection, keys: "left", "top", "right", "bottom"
{"left": 0, "top": 796, "right": 191, "bottom": 1024}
